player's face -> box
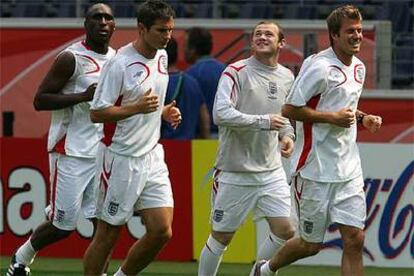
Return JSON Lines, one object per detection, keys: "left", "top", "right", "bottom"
{"left": 85, "top": 5, "right": 115, "bottom": 45}
{"left": 184, "top": 35, "right": 195, "bottom": 64}
{"left": 251, "top": 23, "right": 283, "bottom": 55}
{"left": 334, "top": 18, "right": 363, "bottom": 56}
{"left": 142, "top": 18, "right": 174, "bottom": 50}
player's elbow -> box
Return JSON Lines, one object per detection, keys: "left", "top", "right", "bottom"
{"left": 33, "top": 95, "right": 46, "bottom": 111}
{"left": 282, "top": 104, "right": 294, "bottom": 119}
{"left": 33, "top": 98, "right": 41, "bottom": 111}
{"left": 213, "top": 112, "right": 222, "bottom": 126}
{"left": 213, "top": 107, "right": 225, "bottom": 125}
{"left": 90, "top": 110, "right": 103, "bottom": 123}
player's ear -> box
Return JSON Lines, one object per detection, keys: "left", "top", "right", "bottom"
{"left": 331, "top": 32, "right": 340, "bottom": 41}
{"left": 279, "top": 38, "right": 286, "bottom": 48}
{"left": 137, "top": 22, "right": 146, "bottom": 33}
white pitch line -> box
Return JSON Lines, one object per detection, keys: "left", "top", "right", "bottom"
{"left": 390, "top": 125, "right": 414, "bottom": 143}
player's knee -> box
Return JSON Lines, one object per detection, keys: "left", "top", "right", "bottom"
{"left": 280, "top": 227, "right": 295, "bottom": 240}
{"left": 300, "top": 239, "right": 322, "bottom": 256}
{"left": 211, "top": 231, "right": 233, "bottom": 246}
{"left": 55, "top": 228, "right": 72, "bottom": 239}
{"left": 343, "top": 230, "right": 364, "bottom": 252}
{"left": 147, "top": 225, "right": 173, "bottom": 243}
{"left": 162, "top": 226, "right": 173, "bottom": 242}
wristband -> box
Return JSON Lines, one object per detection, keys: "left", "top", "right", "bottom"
{"left": 357, "top": 113, "right": 366, "bottom": 124}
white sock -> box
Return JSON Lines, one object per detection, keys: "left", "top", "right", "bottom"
{"left": 113, "top": 267, "right": 126, "bottom": 276}
{"left": 261, "top": 261, "right": 276, "bottom": 276}
{"left": 15, "top": 239, "right": 37, "bottom": 266}
{"left": 256, "top": 232, "right": 285, "bottom": 260}
{"left": 198, "top": 235, "right": 227, "bottom": 276}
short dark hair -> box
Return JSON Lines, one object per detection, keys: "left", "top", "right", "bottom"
{"left": 136, "top": 0, "right": 175, "bottom": 29}
{"left": 186, "top": 27, "right": 213, "bottom": 56}
{"left": 166, "top": 37, "right": 178, "bottom": 65}
{"left": 252, "top": 21, "right": 284, "bottom": 42}
{"left": 327, "top": 5, "right": 362, "bottom": 46}
{"left": 85, "top": 3, "right": 113, "bottom": 20}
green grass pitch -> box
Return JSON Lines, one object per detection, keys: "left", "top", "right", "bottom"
{"left": 1, "top": 256, "right": 413, "bottom": 275}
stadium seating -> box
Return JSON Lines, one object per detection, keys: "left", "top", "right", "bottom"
{"left": 392, "top": 33, "right": 414, "bottom": 88}
{"left": 0, "top": 0, "right": 412, "bottom": 88}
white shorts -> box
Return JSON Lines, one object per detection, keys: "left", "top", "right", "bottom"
{"left": 49, "top": 153, "right": 97, "bottom": 231}
{"left": 211, "top": 171, "right": 291, "bottom": 232}
{"left": 96, "top": 143, "right": 174, "bottom": 226}
{"left": 292, "top": 174, "right": 366, "bottom": 243}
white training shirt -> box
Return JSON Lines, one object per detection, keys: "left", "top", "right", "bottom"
{"left": 286, "top": 47, "right": 365, "bottom": 182}
{"left": 213, "top": 56, "right": 295, "bottom": 185}
{"left": 91, "top": 43, "right": 169, "bottom": 157}
{"left": 48, "top": 41, "right": 115, "bottom": 158}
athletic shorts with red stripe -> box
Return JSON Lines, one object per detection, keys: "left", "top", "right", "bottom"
{"left": 48, "top": 152, "right": 97, "bottom": 231}
{"left": 292, "top": 174, "right": 366, "bottom": 243}
{"left": 210, "top": 169, "right": 291, "bottom": 232}
{"left": 95, "top": 143, "right": 174, "bottom": 226}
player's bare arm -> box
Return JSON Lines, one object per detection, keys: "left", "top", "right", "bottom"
{"left": 282, "top": 104, "right": 355, "bottom": 128}
{"left": 269, "top": 114, "right": 287, "bottom": 130}
{"left": 280, "top": 135, "right": 294, "bottom": 158}
{"left": 34, "top": 52, "right": 95, "bottom": 110}
{"left": 162, "top": 100, "right": 182, "bottom": 129}
{"left": 90, "top": 88, "right": 159, "bottom": 123}
{"left": 356, "top": 109, "right": 382, "bottom": 133}
{"left": 198, "top": 103, "right": 210, "bottom": 138}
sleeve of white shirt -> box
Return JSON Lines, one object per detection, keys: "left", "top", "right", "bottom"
{"left": 213, "top": 71, "right": 271, "bottom": 130}
{"left": 286, "top": 59, "right": 327, "bottom": 107}
{"left": 91, "top": 59, "right": 124, "bottom": 110}
{"left": 279, "top": 72, "right": 296, "bottom": 140}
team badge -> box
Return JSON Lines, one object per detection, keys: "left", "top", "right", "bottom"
{"left": 304, "top": 220, "right": 314, "bottom": 234}
{"left": 108, "top": 202, "right": 119, "bottom": 216}
{"left": 213, "top": 209, "right": 224, "bottom": 222}
{"left": 56, "top": 209, "right": 65, "bottom": 222}
{"left": 354, "top": 64, "right": 364, "bottom": 84}
{"left": 158, "top": 55, "right": 168, "bottom": 74}
{"left": 268, "top": 82, "right": 278, "bottom": 99}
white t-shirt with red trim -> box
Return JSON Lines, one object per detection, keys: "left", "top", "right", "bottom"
{"left": 286, "top": 47, "right": 366, "bottom": 182}
{"left": 91, "top": 43, "right": 169, "bottom": 157}
{"left": 48, "top": 41, "right": 115, "bottom": 158}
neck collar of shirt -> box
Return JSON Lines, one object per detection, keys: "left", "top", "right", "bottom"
{"left": 250, "top": 55, "right": 279, "bottom": 71}
{"left": 329, "top": 47, "right": 355, "bottom": 68}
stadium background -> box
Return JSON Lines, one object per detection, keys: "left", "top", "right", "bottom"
{"left": 1, "top": 0, "right": 413, "bottom": 275}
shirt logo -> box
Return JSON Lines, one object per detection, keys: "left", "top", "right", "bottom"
{"left": 268, "top": 82, "right": 278, "bottom": 99}
{"left": 133, "top": 71, "right": 143, "bottom": 79}
{"left": 328, "top": 65, "right": 347, "bottom": 87}
{"left": 127, "top": 61, "right": 150, "bottom": 84}
{"left": 108, "top": 201, "right": 119, "bottom": 216}
{"left": 77, "top": 54, "right": 100, "bottom": 74}
{"left": 213, "top": 209, "right": 224, "bottom": 222}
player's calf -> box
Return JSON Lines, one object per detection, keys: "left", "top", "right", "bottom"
{"left": 7, "top": 255, "right": 30, "bottom": 276}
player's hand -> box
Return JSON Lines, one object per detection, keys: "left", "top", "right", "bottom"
{"left": 163, "top": 100, "right": 182, "bottom": 129}
{"left": 332, "top": 107, "right": 355, "bottom": 128}
{"left": 135, "top": 88, "right": 159, "bottom": 114}
{"left": 83, "top": 83, "right": 97, "bottom": 102}
{"left": 280, "top": 135, "right": 294, "bottom": 158}
{"left": 269, "top": 114, "right": 287, "bottom": 130}
{"left": 362, "top": 115, "right": 382, "bottom": 133}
